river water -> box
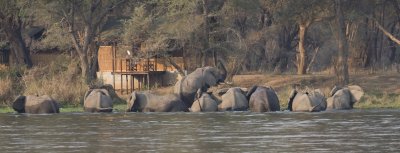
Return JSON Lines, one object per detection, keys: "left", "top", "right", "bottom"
{"left": 0, "top": 110, "right": 399, "bottom": 153}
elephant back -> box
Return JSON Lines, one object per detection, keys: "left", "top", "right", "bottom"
{"left": 347, "top": 85, "right": 364, "bottom": 103}
{"left": 307, "top": 90, "right": 327, "bottom": 112}
{"left": 248, "top": 86, "right": 280, "bottom": 112}
{"left": 25, "top": 95, "right": 59, "bottom": 113}
{"left": 292, "top": 93, "right": 313, "bottom": 112}
{"left": 191, "top": 93, "right": 218, "bottom": 112}
{"left": 84, "top": 89, "right": 113, "bottom": 112}
{"left": 327, "top": 88, "right": 352, "bottom": 110}
{"left": 219, "top": 87, "right": 248, "bottom": 111}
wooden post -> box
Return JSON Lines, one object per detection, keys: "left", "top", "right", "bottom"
{"left": 112, "top": 43, "right": 116, "bottom": 90}
{"left": 126, "top": 74, "right": 128, "bottom": 94}
{"left": 130, "top": 75, "right": 133, "bottom": 93}
{"left": 132, "top": 75, "right": 135, "bottom": 91}
{"left": 120, "top": 59, "right": 123, "bottom": 94}
{"left": 155, "top": 55, "right": 158, "bottom": 71}
{"left": 147, "top": 73, "right": 150, "bottom": 90}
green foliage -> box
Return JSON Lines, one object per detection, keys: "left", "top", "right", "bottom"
{"left": 273, "top": 0, "right": 333, "bottom": 24}
{"left": 38, "top": 23, "right": 73, "bottom": 51}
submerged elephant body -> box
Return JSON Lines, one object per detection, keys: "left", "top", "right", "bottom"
{"left": 84, "top": 89, "right": 113, "bottom": 112}
{"left": 247, "top": 86, "right": 280, "bottom": 112}
{"left": 327, "top": 85, "right": 364, "bottom": 110}
{"left": 174, "top": 64, "right": 227, "bottom": 107}
{"left": 127, "top": 91, "right": 188, "bottom": 112}
{"left": 288, "top": 89, "right": 326, "bottom": 112}
{"left": 13, "top": 95, "right": 60, "bottom": 114}
{"left": 218, "top": 87, "right": 248, "bottom": 111}
{"left": 190, "top": 90, "right": 218, "bottom": 112}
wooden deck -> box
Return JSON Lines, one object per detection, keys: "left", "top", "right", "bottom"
{"left": 97, "top": 45, "right": 184, "bottom": 93}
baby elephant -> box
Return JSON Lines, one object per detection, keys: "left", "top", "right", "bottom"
{"left": 127, "top": 91, "right": 188, "bottom": 112}
{"left": 13, "top": 95, "right": 60, "bottom": 114}
{"left": 287, "top": 89, "right": 327, "bottom": 112}
{"left": 246, "top": 85, "right": 280, "bottom": 112}
{"left": 84, "top": 89, "right": 113, "bottom": 112}
{"left": 190, "top": 89, "right": 218, "bottom": 112}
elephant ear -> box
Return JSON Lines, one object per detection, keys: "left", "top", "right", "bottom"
{"left": 195, "top": 88, "right": 203, "bottom": 100}
{"left": 287, "top": 89, "right": 297, "bottom": 111}
{"left": 127, "top": 92, "right": 137, "bottom": 112}
{"left": 98, "top": 89, "right": 111, "bottom": 97}
{"left": 239, "top": 88, "right": 248, "bottom": 95}
{"left": 12, "top": 96, "right": 26, "bottom": 113}
{"left": 216, "top": 88, "right": 229, "bottom": 97}
{"left": 347, "top": 85, "right": 364, "bottom": 103}
{"left": 84, "top": 89, "right": 94, "bottom": 100}
{"left": 246, "top": 85, "right": 258, "bottom": 100}
{"left": 329, "top": 85, "right": 342, "bottom": 97}
{"left": 216, "top": 60, "right": 227, "bottom": 83}
{"left": 203, "top": 67, "right": 218, "bottom": 87}
{"left": 314, "top": 89, "right": 325, "bottom": 97}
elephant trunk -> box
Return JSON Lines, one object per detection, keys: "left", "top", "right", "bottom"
{"left": 217, "top": 59, "right": 227, "bottom": 83}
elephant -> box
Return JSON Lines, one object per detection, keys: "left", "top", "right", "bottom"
{"left": 127, "top": 91, "right": 188, "bottom": 112}
{"left": 218, "top": 87, "right": 248, "bottom": 111}
{"left": 190, "top": 89, "right": 218, "bottom": 112}
{"left": 174, "top": 61, "right": 227, "bottom": 107}
{"left": 246, "top": 85, "right": 280, "bottom": 112}
{"left": 326, "top": 85, "right": 364, "bottom": 110}
{"left": 12, "top": 95, "right": 60, "bottom": 114}
{"left": 287, "top": 89, "right": 327, "bottom": 112}
{"left": 84, "top": 89, "right": 113, "bottom": 112}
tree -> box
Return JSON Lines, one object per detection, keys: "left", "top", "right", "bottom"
{"left": 334, "top": 0, "right": 349, "bottom": 86}
{"left": 275, "top": 0, "right": 332, "bottom": 74}
{"left": 0, "top": 0, "right": 33, "bottom": 68}
{"left": 41, "top": 0, "right": 127, "bottom": 83}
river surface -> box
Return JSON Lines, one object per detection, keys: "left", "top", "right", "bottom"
{"left": 0, "top": 109, "right": 400, "bottom": 153}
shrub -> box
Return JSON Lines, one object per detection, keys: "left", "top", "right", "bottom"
{"left": 23, "top": 55, "right": 88, "bottom": 106}
{"left": 0, "top": 67, "right": 25, "bottom": 106}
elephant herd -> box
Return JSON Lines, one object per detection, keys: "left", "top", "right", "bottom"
{"left": 10, "top": 64, "right": 364, "bottom": 114}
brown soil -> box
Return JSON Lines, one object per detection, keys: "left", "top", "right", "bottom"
{"left": 151, "top": 72, "right": 400, "bottom": 96}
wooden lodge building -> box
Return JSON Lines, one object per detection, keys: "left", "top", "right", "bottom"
{"left": 97, "top": 45, "right": 185, "bottom": 94}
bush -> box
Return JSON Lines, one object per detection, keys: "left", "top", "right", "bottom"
{"left": 23, "top": 55, "right": 88, "bottom": 106}
{"left": 0, "top": 67, "right": 25, "bottom": 106}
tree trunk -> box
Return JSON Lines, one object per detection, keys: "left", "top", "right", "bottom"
{"left": 335, "top": 0, "right": 349, "bottom": 86}
{"left": 201, "top": 0, "right": 209, "bottom": 67}
{"left": 297, "top": 23, "right": 308, "bottom": 75}
{"left": 5, "top": 30, "right": 32, "bottom": 68}
{"left": 2, "top": 19, "right": 32, "bottom": 68}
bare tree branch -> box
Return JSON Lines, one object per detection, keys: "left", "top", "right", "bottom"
{"left": 374, "top": 19, "right": 400, "bottom": 45}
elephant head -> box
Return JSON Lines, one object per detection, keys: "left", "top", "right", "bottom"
{"left": 127, "top": 91, "right": 147, "bottom": 112}
{"left": 174, "top": 60, "right": 227, "bottom": 107}
{"left": 127, "top": 91, "right": 138, "bottom": 112}
{"left": 12, "top": 96, "right": 26, "bottom": 113}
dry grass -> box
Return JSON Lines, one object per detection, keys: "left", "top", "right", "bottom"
{"left": 0, "top": 67, "right": 25, "bottom": 106}
{"left": 149, "top": 71, "right": 400, "bottom": 109}
{"left": 22, "top": 55, "right": 88, "bottom": 106}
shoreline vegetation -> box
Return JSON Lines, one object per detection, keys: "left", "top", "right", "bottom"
{"left": 1, "top": 56, "right": 399, "bottom": 113}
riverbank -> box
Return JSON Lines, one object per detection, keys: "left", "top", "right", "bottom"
{"left": 1, "top": 72, "right": 399, "bottom": 113}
